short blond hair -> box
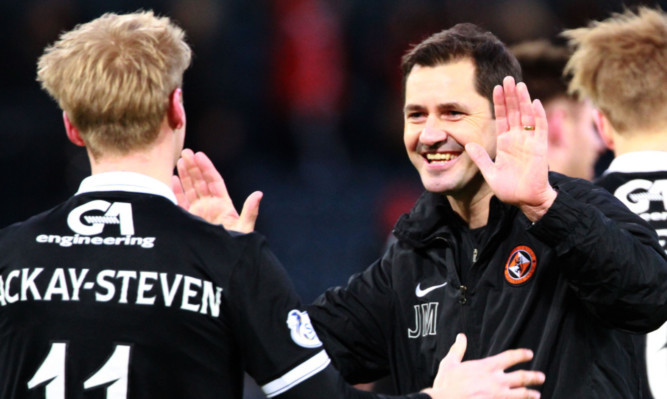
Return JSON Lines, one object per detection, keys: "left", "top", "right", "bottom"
{"left": 37, "top": 11, "right": 192, "bottom": 157}
{"left": 563, "top": 7, "right": 667, "bottom": 133}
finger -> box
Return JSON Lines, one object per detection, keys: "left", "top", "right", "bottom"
{"left": 439, "top": 333, "right": 467, "bottom": 368}
{"left": 171, "top": 175, "right": 189, "bottom": 209}
{"left": 186, "top": 152, "right": 213, "bottom": 199}
{"left": 503, "top": 76, "right": 521, "bottom": 129}
{"left": 505, "top": 387, "right": 542, "bottom": 399}
{"left": 237, "top": 191, "right": 263, "bottom": 233}
{"left": 194, "top": 151, "right": 231, "bottom": 204}
{"left": 493, "top": 84, "right": 509, "bottom": 134}
{"left": 516, "top": 82, "right": 535, "bottom": 129}
{"left": 177, "top": 149, "right": 206, "bottom": 205}
{"left": 533, "top": 99, "right": 547, "bottom": 133}
{"left": 465, "top": 143, "right": 495, "bottom": 182}
{"left": 504, "top": 369, "right": 546, "bottom": 388}
{"left": 484, "top": 348, "right": 534, "bottom": 370}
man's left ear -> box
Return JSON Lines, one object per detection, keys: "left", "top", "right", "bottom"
{"left": 592, "top": 108, "right": 614, "bottom": 151}
{"left": 63, "top": 112, "right": 86, "bottom": 147}
{"left": 167, "top": 88, "right": 185, "bottom": 130}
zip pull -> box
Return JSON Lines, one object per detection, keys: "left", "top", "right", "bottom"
{"left": 458, "top": 285, "right": 468, "bottom": 305}
{"left": 472, "top": 248, "right": 478, "bottom": 263}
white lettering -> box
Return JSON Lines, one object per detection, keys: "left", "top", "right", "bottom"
{"left": 21, "top": 268, "right": 43, "bottom": 301}
{"left": 136, "top": 272, "right": 158, "bottom": 305}
{"left": 160, "top": 273, "right": 182, "bottom": 307}
{"left": 181, "top": 276, "right": 201, "bottom": 312}
{"left": 67, "top": 200, "right": 111, "bottom": 235}
{"left": 44, "top": 269, "right": 70, "bottom": 301}
{"left": 0, "top": 275, "right": 6, "bottom": 306}
{"left": 69, "top": 269, "right": 89, "bottom": 301}
{"left": 116, "top": 271, "right": 137, "bottom": 304}
{"left": 96, "top": 270, "right": 116, "bottom": 302}
{"left": 5, "top": 270, "right": 20, "bottom": 303}
{"left": 200, "top": 281, "right": 223, "bottom": 317}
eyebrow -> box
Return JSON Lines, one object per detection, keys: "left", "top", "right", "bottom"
{"left": 403, "top": 102, "right": 469, "bottom": 114}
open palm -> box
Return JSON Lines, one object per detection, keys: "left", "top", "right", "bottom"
{"left": 466, "top": 77, "right": 556, "bottom": 221}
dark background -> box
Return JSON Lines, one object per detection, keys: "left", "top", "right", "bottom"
{"left": 1, "top": 0, "right": 664, "bottom": 304}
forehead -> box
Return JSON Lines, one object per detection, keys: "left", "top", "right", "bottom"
{"left": 404, "top": 59, "right": 489, "bottom": 110}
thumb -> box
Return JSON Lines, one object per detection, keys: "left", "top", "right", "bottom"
{"left": 238, "top": 191, "right": 263, "bottom": 233}
{"left": 440, "top": 333, "right": 467, "bottom": 369}
{"left": 465, "top": 143, "right": 494, "bottom": 178}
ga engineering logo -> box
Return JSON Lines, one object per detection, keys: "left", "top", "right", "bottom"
{"left": 35, "top": 200, "right": 156, "bottom": 249}
{"left": 504, "top": 246, "right": 537, "bottom": 285}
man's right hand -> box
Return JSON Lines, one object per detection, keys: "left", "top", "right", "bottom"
{"left": 421, "top": 334, "right": 545, "bottom": 398}
{"left": 172, "top": 149, "right": 262, "bottom": 233}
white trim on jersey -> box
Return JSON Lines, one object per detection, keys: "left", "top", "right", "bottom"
{"left": 76, "top": 172, "right": 178, "bottom": 205}
{"left": 604, "top": 151, "right": 667, "bottom": 174}
{"left": 261, "top": 350, "right": 331, "bottom": 398}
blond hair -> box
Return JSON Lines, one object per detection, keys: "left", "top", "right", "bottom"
{"left": 563, "top": 7, "right": 667, "bottom": 133}
{"left": 37, "top": 11, "right": 192, "bottom": 158}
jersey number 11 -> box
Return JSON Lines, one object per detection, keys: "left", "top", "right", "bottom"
{"left": 27, "top": 343, "right": 131, "bottom": 399}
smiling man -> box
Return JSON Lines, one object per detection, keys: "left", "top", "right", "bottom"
{"left": 305, "top": 23, "right": 667, "bottom": 398}
{"left": 175, "top": 23, "right": 667, "bottom": 398}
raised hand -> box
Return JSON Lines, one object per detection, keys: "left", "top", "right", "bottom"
{"left": 172, "top": 148, "right": 262, "bottom": 233}
{"left": 465, "top": 76, "right": 557, "bottom": 222}
{"left": 422, "top": 334, "right": 545, "bottom": 399}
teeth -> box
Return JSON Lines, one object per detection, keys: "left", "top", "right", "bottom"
{"left": 426, "top": 153, "right": 458, "bottom": 162}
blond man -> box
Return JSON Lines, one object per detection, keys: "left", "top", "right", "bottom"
{"left": 511, "top": 39, "right": 606, "bottom": 180}
{"left": 564, "top": 6, "right": 667, "bottom": 398}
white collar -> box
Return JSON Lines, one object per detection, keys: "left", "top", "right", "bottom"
{"left": 604, "top": 151, "right": 667, "bottom": 174}
{"left": 76, "top": 172, "right": 178, "bottom": 205}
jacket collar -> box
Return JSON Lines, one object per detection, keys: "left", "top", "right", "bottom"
{"left": 393, "top": 191, "right": 515, "bottom": 247}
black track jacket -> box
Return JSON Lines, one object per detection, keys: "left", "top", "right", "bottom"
{"left": 309, "top": 172, "right": 667, "bottom": 398}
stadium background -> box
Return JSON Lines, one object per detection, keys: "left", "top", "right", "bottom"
{"left": 0, "top": 0, "right": 663, "bottom": 318}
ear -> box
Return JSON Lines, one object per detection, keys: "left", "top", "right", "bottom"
{"left": 63, "top": 112, "right": 86, "bottom": 147}
{"left": 167, "top": 88, "right": 185, "bottom": 130}
{"left": 546, "top": 106, "right": 565, "bottom": 147}
{"left": 592, "top": 109, "right": 614, "bottom": 151}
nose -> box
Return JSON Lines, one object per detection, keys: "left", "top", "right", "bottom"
{"left": 420, "top": 118, "right": 447, "bottom": 146}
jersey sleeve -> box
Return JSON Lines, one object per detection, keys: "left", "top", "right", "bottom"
{"left": 226, "top": 234, "right": 331, "bottom": 396}
{"left": 307, "top": 255, "right": 396, "bottom": 384}
{"left": 227, "top": 234, "right": 432, "bottom": 399}
{"left": 529, "top": 175, "right": 667, "bottom": 332}
{"left": 275, "top": 364, "right": 430, "bottom": 399}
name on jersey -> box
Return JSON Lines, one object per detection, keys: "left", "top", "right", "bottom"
{"left": 615, "top": 179, "right": 667, "bottom": 250}
{"left": 35, "top": 200, "right": 156, "bottom": 249}
{"left": 0, "top": 267, "right": 223, "bottom": 317}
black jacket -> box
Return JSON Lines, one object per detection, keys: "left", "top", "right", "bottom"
{"left": 309, "top": 173, "right": 667, "bottom": 398}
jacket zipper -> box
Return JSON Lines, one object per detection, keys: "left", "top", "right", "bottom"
{"left": 458, "top": 285, "right": 468, "bottom": 304}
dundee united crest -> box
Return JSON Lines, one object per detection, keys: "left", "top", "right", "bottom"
{"left": 505, "top": 246, "right": 537, "bottom": 285}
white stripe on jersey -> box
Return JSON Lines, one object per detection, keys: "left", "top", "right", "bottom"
{"left": 261, "top": 350, "right": 331, "bottom": 398}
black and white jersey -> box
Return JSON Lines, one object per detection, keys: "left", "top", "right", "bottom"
{"left": 596, "top": 151, "right": 667, "bottom": 399}
{"left": 0, "top": 172, "right": 332, "bottom": 399}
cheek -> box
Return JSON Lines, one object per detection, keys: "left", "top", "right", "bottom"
{"left": 404, "top": 129, "right": 419, "bottom": 150}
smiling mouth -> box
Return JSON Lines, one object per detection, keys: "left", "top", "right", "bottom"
{"left": 424, "top": 152, "right": 460, "bottom": 163}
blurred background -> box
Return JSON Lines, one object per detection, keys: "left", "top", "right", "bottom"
{"left": 0, "top": 0, "right": 664, "bottom": 306}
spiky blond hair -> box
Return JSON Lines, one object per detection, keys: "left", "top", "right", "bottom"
{"left": 37, "top": 11, "right": 192, "bottom": 158}
{"left": 563, "top": 7, "right": 667, "bottom": 133}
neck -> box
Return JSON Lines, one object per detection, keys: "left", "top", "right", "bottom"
{"left": 446, "top": 182, "right": 494, "bottom": 229}
{"left": 612, "top": 127, "right": 667, "bottom": 156}
{"left": 88, "top": 127, "right": 179, "bottom": 186}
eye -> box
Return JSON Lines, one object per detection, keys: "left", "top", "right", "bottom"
{"left": 443, "top": 110, "right": 464, "bottom": 119}
{"left": 406, "top": 111, "right": 426, "bottom": 121}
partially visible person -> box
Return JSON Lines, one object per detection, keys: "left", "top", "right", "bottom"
{"left": 564, "top": 6, "right": 667, "bottom": 398}
{"left": 0, "top": 9, "right": 546, "bottom": 399}
{"left": 176, "top": 23, "right": 667, "bottom": 398}
{"left": 511, "top": 39, "right": 606, "bottom": 180}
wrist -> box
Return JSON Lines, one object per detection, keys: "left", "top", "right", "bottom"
{"left": 521, "top": 187, "right": 557, "bottom": 223}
